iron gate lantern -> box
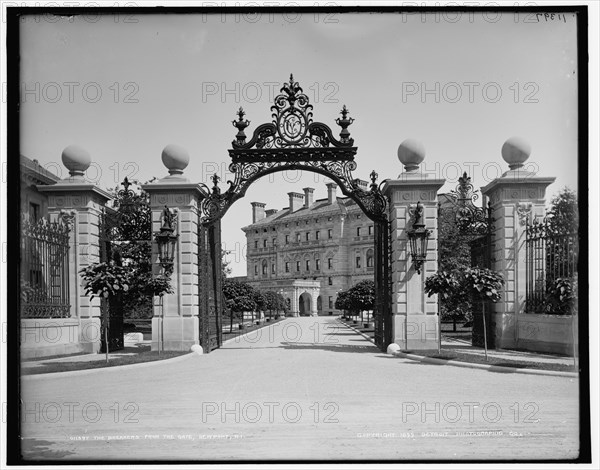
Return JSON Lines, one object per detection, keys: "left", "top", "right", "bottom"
{"left": 155, "top": 205, "right": 178, "bottom": 272}
{"left": 406, "top": 201, "right": 431, "bottom": 274}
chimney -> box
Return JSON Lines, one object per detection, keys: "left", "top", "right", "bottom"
{"left": 288, "top": 192, "right": 304, "bottom": 213}
{"left": 326, "top": 183, "right": 337, "bottom": 204}
{"left": 265, "top": 209, "right": 278, "bottom": 217}
{"left": 303, "top": 187, "right": 314, "bottom": 208}
{"left": 251, "top": 202, "right": 266, "bottom": 223}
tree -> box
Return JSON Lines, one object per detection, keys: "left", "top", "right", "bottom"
{"left": 261, "top": 290, "right": 288, "bottom": 319}
{"left": 547, "top": 187, "right": 578, "bottom": 231}
{"left": 437, "top": 201, "right": 475, "bottom": 323}
{"left": 222, "top": 278, "right": 257, "bottom": 331}
{"left": 105, "top": 179, "right": 155, "bottom": 319}
{"left": 462, "top": 267, "right": 504, "bottom": 360}
{"left": 334, "top": 290, "right": 352, "bottom": 315}
{"left": 335, "top": 280, "right": 375, "bottom": 321}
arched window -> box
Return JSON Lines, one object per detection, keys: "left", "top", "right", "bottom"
{"left": 367, "top": 249, "right": 374, "bottom": 268}
{"left": 317, "top": 295, "right": 322, "bottom": 311}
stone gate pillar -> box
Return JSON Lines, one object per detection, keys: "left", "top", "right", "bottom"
{"left": 38, "top": 146, "right": 112, "bottom": 353}
{"left": 382, "top": 140, "right": 445, "bottom": 350}
{"left": 481, "top": 138, "right": 555, "bottom": 349}
{"left": 142, "top": 145, "right": 204, "bottom": 351}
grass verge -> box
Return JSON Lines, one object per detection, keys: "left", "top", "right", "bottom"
{"left": 406, "top": 349, "right": 577, "bottom": 373}
{"left": 21, "top": 349, "right": 189, "bottom": 376}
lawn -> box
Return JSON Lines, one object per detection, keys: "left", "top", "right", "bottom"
{"left": 405, "top": 349, "right": 577, "bottom": 373}
{"left": 21, "top": 349, "right": 189, "bottom": 376}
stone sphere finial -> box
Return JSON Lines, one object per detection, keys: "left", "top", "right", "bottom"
{"left": 501, "top": 137, "right": 531, "bottom": 170}
{"left": 61, "top": 145, "right": 91, "bottom": 180}
{"left": 161, "top": 144, "right": 190, "bottom": 176}
{"left": 397, "top": 139, "right": 425, "bottom": 173}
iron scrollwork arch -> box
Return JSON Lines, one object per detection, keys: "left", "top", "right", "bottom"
{"left": 200, "top": 74, "right": 388, "bottom": 225}
{"left": 438, "top": 172, "right": 493, "bottom": 238}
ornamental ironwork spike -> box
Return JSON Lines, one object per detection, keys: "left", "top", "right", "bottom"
{"left": 211, "top": 173, "right": 221, "bottom": 195}
{"left": 122, "top": 177, "right": 131, "bottom": 192}
{"left": 232, "top": 107, "right": 251, "bottom": 145}
{"left": 335, "top": 104, "right": 355, "bottom": 143}
{"left": 370, "top": 170, "right": 378, "bottom": 190}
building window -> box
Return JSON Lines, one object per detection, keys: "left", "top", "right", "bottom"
{"left": 328, "top": 296, "right": 333, "bottom": 309}
{"left": 271, "top": 264, "right": 276, "bottom": 274}
{"left": 356, "top": 227, "right": 361, "bottom": 236}
{"left": 368, "top": 225, "right": 373, "bottom": 235}
{"left": 285, "top": 262, "right": 290, "bottom": 273}
{"left": 315, "top": 259, "right": 320, "bottom": 271}
{"left": 263, "top": 239, "right": 267, "bottom": 248}
{"left": 328, "top": 277, "right": 333, "bottom": 285}
{"left": 29, "top": 202, "right": 40, "bottom": 222}
{"left": 255, "top": 230, "right": 258, "bottom": 234}
{"left": 305, "top": 260, "right": 310, "bottom": 271}
{"left": 315, "top": 230, "right": 320, "bottom": 240}
{"left": 328, "top": 229, "right": 333, "bottom": 239}
{"left": 356, "top": 256, "right": 361, "bottom": 268}
{"left": 296, "top": 233, "right": 301, "bottom": 242}
{"left": 296, "top": 222, "right": 299, "bottom": 226}
{"left": 296, "top": 261, "right": 301, "bottom": 272}
{"left": 357, "top": 214, "right": 361, "bottom": 219}
{"left": 328, "top": 217, "right": 332, "bottom": 221}
{"left": 254, "top": 240, "right": 258, "bottom": 249}
{"left": 285, "top": 223, "right": 289, "bottom": 228}
{"left": 285, "top": 235, "right": 289, "bottom": 244}
{"left": 262, "top": 260, "right": 268, "bottom": 275}
{"left": 254, "top": 265, "right": 258, "bottom": 275}
{"left": 305, "top": 232, "right": 310, "bottom": 241}
{"left": 367, "top": 249, "right": 374, "bottom": 268}
{"left": 328, "top": 258, "right": 333, "bottom": 269}
{"left": 272, "top": 238, "right": 277, "bottom": 247}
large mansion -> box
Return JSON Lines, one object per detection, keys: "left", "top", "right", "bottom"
{"left": 239, "top": 181, "right": 375, "bottom": 317}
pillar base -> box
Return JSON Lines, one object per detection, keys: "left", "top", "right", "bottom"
{"left": 79, "top": 317, "right": 102, "bottom": 353}
{"left": 392, "top": 313, "right": 439, "bottom": 350}
{"left": 492, "top": 312, "right": 517, "bottom": 349}
{"left": 151, "top": 316, "right": 199, "bottom": 352}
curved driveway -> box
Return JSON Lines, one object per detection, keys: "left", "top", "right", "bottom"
{"left": 20, "top": 317, "right": 579, "bottom": 461}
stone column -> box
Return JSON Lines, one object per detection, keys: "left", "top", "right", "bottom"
{"left": 38, "top": 146, "right": 112, "bottom": 353}
{"left": 142, "top": 145, "right": 205, "bottom": 351}
{"left": 291, "top": 286, "right": 299, "bottom": 317}
{"left": 382, "top": 140, "right": 445, "bottom": 350}
{"left": 481, "top": 138, "right": 555, "bottom": 349}
{"left": 310, "top": 288, "right": 318, "bottom": 316}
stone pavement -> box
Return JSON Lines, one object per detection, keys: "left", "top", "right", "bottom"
{"left": 20, "top": 317, "right": 579, "bottom": 461}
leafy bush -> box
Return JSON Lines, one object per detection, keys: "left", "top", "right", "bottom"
{"left": 544, "top": 277, "right": 577, "bottom": 315}
{"left": 79, "top": 262, "right": 130, "bottom": 300}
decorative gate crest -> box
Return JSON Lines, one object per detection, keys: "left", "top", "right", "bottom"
{"left": 199, "top": 74, "right": 387, "bottom": 225}
{"left": 439, "top": 172, "right": 493, "bottom": 237}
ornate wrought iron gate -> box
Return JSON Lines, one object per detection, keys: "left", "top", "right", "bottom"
{"left": 438, "top": 173, "right": 494, "bottom": 348}
{"left": 99, "top": 206, "right": 124, "bottom": 352}
{"left": 198, "top": 220, "right": 224, "bottom": 352}
{"left": 197, "top": 75, "right": 391, "bottom": 352}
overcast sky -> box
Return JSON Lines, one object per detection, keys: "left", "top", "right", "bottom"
{"left": 19, "top": 10, "right": 579, "bottom": 276}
